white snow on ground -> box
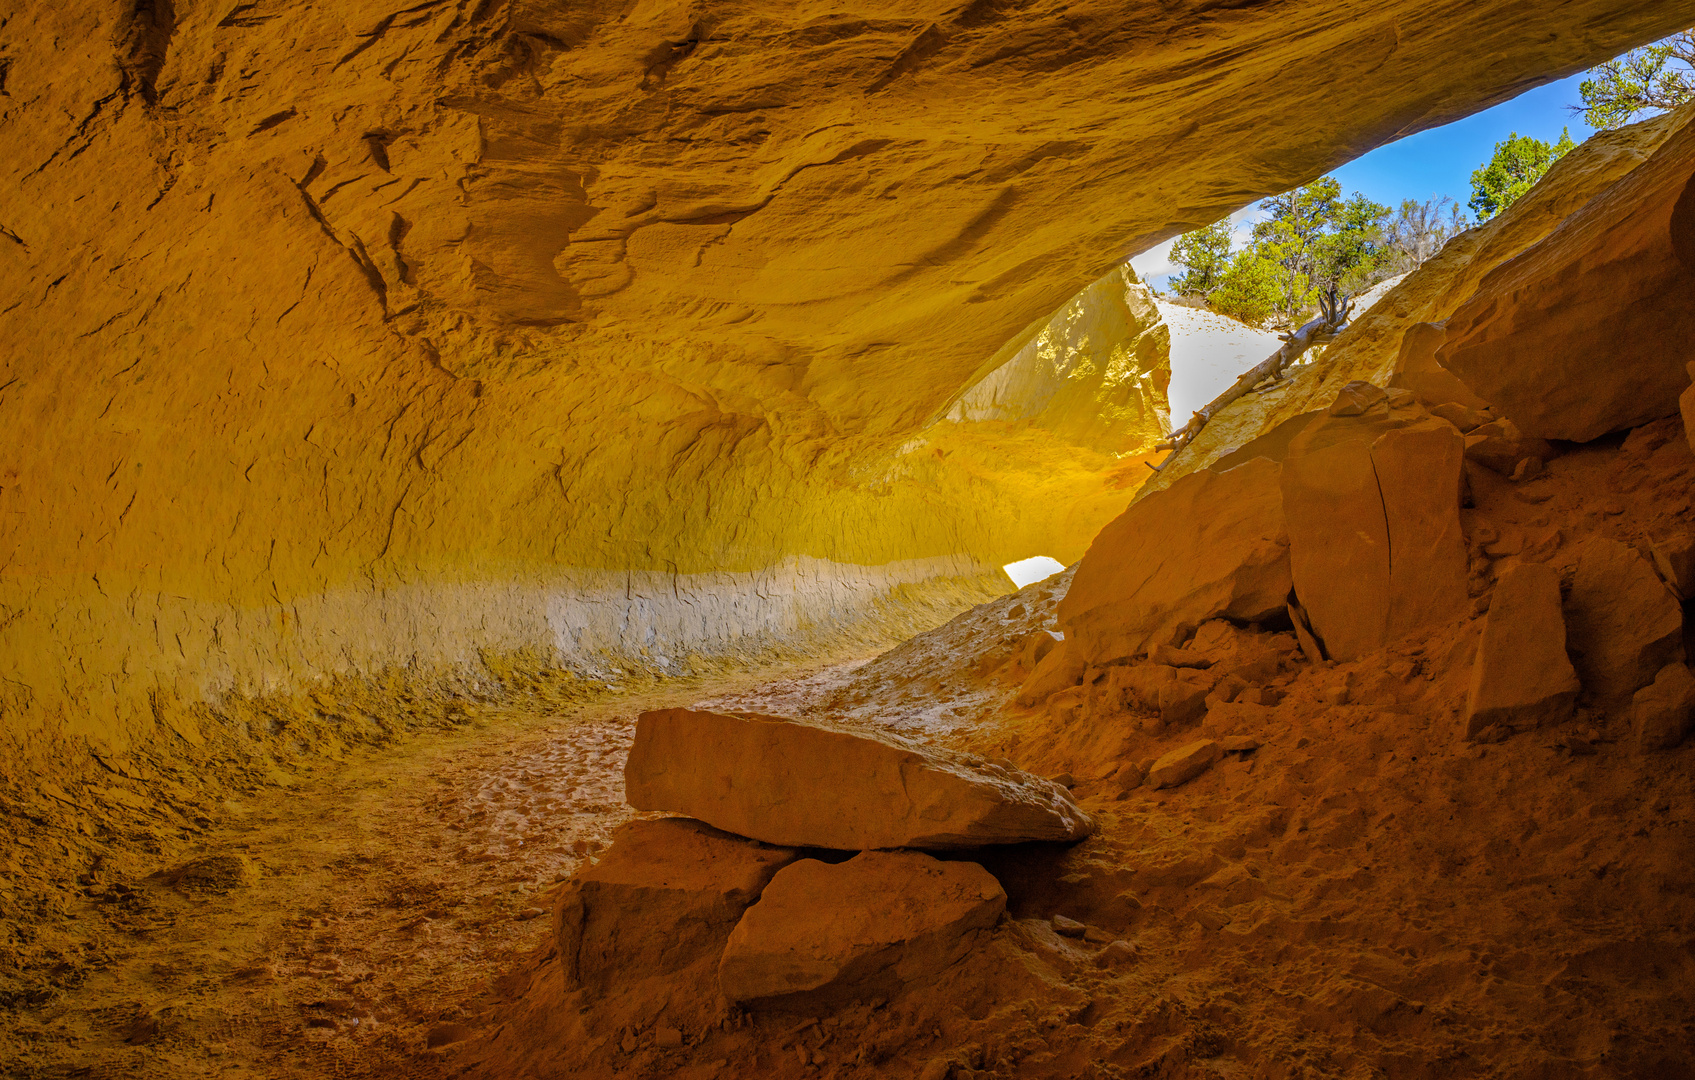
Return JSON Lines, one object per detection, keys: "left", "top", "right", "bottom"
{"left": 1156, "top": 301, "right": 1284, "bottom": 422}
{"left": 1156, "top": 273, "right": 1406, "bottom": 423}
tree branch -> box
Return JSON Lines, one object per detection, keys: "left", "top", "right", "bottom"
{"left": 1148, "top": 287, "right": 1353, "bottom": 472}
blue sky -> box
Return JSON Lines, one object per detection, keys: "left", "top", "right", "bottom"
{"left": 1132, "top": 72, "right": 1599, "bottom": 288}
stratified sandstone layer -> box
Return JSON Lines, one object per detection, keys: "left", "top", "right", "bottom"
{"left": 2, "top": 1, "right": 1687, "bottom": 764}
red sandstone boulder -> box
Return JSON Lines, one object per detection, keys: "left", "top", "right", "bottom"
{"left": 1438, "top": 114, "right": 1695, "bottom": 441}
{"left": 625, "top": 709, "right": 1093, "bottom": 850}
{"left": 1390, "top": 320, "right": 1492, "bottom": 412}
{"left": 553, "top": 818, "right": 798, "bottom": 994}
{"left": 1464, "top": 562, "right": 1581, "bottom": 738}
{"left": 1146, "top": 739, "right": 1222, "bottom": 789}
{"left": 1633, "top": 662, "right": 1695, "bottom": 751}
{"left": 717, "top": 851, "right": 1005, "bottom": 1007}
{"left": 1281, "top": 405, "right": 1469, "bottom": 661}
{"left": 1059, "top": 457, "right": 1291, "bottom": 666}
{"left": 1564, "top": 538, "right": 1686, "bottom": 703}
{"left": 1462, "top": 418, "right": 1557, "bottom": 476}
{"left": 1016, "top": 639, "right": 1086, "bottom": 704}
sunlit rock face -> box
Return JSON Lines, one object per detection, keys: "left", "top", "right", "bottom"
{"left": 1, "top": 0, "right": 1688, "bottom": 758}
{"left": 1136, "top": 106, "right": 1695, "bottom": 501}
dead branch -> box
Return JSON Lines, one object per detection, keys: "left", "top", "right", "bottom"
{"left": 1148, "top": 287, "right": 1353, "bottom": 472}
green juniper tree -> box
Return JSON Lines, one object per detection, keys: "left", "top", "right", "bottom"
{"left": 1166, "top": 218, "right": 1233, "bottom": 297}
{"left": 1578, "top": 31, "right": 1695, "bottom": 130}
{"left": 1468, "top": 129, "right": 1575, "bottom": 221}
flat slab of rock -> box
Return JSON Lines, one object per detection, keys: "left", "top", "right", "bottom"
{"left": 1059, "top": 456, "right": 1292, "bottom": 666}
{"left": 1564, "top": 537, "right": 1685, "bottom": 703}
{"left": 553, "top": 818, "right": 798, "bottom": 994}
{"left": 625, "top": 709, "right": 1093, "bottom": 850}
{"left": 1146, "top": 739, "right": 1222, "bottom": 789}
{"left": 1465, "top": 561, "right": 1580, "bottom": 738}
{"left": 718, "top": 851, "right": 1005, "bottom": 1007}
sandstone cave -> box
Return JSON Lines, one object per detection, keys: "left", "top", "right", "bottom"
{"left": 5, "top": 2, "right": 1695, "bottom": 1077}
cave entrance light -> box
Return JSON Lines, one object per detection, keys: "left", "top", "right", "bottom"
{"left": 1003, "top": 556, "right": 1066, "bottom": 589}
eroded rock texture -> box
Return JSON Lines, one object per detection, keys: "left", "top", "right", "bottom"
{"left": 1440, "top": 112, "right": 1695, "bottom": 440}
{"left": 2, "top": 0, "right": 1689, "bottom": 761}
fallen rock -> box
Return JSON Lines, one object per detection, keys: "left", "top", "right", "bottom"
{"left": 1282, "top": 410, "right": 1469, "bottom": 661}
{"left": 1159, "top": 669, "right": 1217, "bottom": 727}
{"left": 1633, "top": 662, "right": 1695, "bottom": 751}
{"left": 1017, "top": 640, "right": 1086, "bottom": 705}
{"left": 553, "top": 818, "right": 798, "bottom": 994}
{"left": 1564, "top": 538, "right": 1686, "bottom": 703}
{"left": 625, "top": 709, "right": 1094, "bottom": 849}
{"left": 718, "top": 851, "right": 1005, "bottom": 1007}
{"left": 152, "top": 854, "right": 259, "bottom": 893}
{"left": 1438, "top": 112, "right": 1695, "bottom": 441}
{"left": 1096, "top": 940, "right": 1140, "bottom": 968}
{"left": 1464, "top": 562, "right": 1581, "bottom": 737}
{"left": 1463, "top": 419, "right": 1557, "bottom": 476}
{"left": 1059, "top": 457, "right": 1291, "bottom": 666}
{"left": 1329, "top": 380, "right": 1389, "bottom": 417}
{"left": 1650, "top": 533, "right": 1695, "bottom": 600}
{"left": 1390, "top": 320, "right": 1493, "bottom": 412}
{"left": 1052, "top": 914, "right": 1087, "bottom": 938}
{"left": 1146, "top": 740, "right": 1223, "bottom": 789}
{"left": 1430, "top": 401, "right": 1492, "bottom": 433}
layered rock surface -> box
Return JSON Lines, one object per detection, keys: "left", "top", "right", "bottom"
{"left": 1439, "top": 112, "right": 1695, "bottom": 441}
{"left": 623, "top": 708, "right": 1093, "bottom": 849}
{"left": 3, "top": 0, "right": 1689, "bottom": 763}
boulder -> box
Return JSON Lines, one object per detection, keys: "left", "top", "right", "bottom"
{"left": 1429, "top": 401, "right": 1491, "bottom": 433}
{"left": 1017, "top": 639, "right": 1086, "bottom": 705}
{"left": 718, "top": 851, "right": 1005, "bottom": 1007}
{"left": 1462, "top": 419, "right": 1557, "bottom": 476}
{"left": 1059, "top": 457, "right": 1292, "bottom": 666}
{"left": 1437, "top": 114, "right": 1695, "bottom": 442}
{"left": 1389, "top": 320, "right": 1493, "bottom": 412}
{"left": 1564, "top": 538, "right": 1686, "bottom": 703}
{"left": 1146, "top": 739, "right": 1223, "bottom": 789}
{"left": 1464, "top": 562, "right": 1581, "bottom": 737}
{"left": 1680, "top": 363, "right": 1695, "bottom": 457}
{"left": 1159, "top": 669, "right": 1217, "bottom": 727}
{"left": 1633, "top": 662, "right": 1695, "bottom": 751}
{"left": 624, "top": 709, "right": 1093, "bottom": 850}
{"left": 1650, "top": 533, "right": 1695, "bottom": 600}
{"left": 1282, "top": 408, "right": 1469, "bottom": 661}
{"left": 553, "top": 818, "right": 798, "bottom": 994}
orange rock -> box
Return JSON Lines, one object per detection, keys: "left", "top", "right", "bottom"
{"left": 1429, "top": 401, "right": 1492, "bottom": 433}
{"left": 624, "top": 709, "right": 1093, "bottom": 850}
{"left": 1282, "top": 409, "right": 1469, "bottom": 661}
{"left": 1633, "top": 663, "right": 1695, "bottom": 751}
{"left": 1464, "top": 562, "right": 1580, "bottom": 738}
{"left": 1463, "top": 419, "right": 1557, "bottom": 476}
{"left": 1564, "top": 538, "right": 1686, "bottom": 703}
{"left": 1391, "top": 321, "right": 1493, "bottom": 412}
{"left": 1016, "top": 640, "right": 1086, "bottom": 705}
{"left": 1438, "top": 113, "right": 1695, "bottom": 441}
{"left": 1146, "top": 739, "right": 1222, "bottom": 790}
{"left": 717, "top": 851, "right": 1004, "bottom": 1007}
{"left": 1651, "top": 533, "right": 1695, "bottom": 601}
{"left": 1060, "top": 457, "right": 1291, "bottom": 666}
{"left": 553, "top": 818, "right": 798, "bottom": 994}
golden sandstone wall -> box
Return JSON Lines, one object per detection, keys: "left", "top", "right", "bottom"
{"left": 1, "top": 0, "right": 1690, "bottom": 763}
